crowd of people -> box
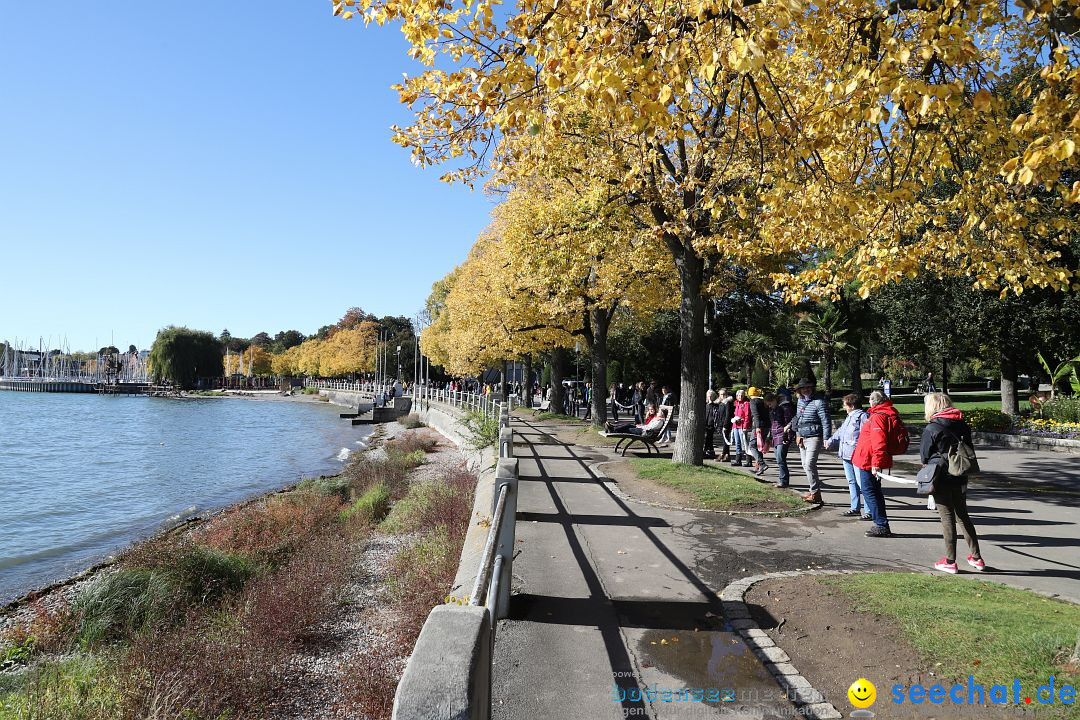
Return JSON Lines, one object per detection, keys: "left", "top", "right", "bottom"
{"left": 699, "top": 378, "right": 984, "bottom": 572}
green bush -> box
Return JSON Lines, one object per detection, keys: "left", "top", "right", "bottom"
{"left": 341, "top": 482, "right": 392, "bottom": 524}
{"left": 74, "top": 570, "right": 179, "bottom": 648}
{"left": 0, "top": 656, "right": 123, "bottom": 720}
{"left": 170, "top": 544, "right": 256, "bottom": 605}
{"left": 0, "top": 636, "right": 34, "bottom": 670}
{"left": 298, "top": 474, "right": 351, "bottom": 500}
{"left": 74, "top": 546, "right": 255, "bottom": 647}
{"left": 967, "top": 408, "right": 1013, "bottom": 433}
{"left": 400, "top": 414, "right": 425, "bottom": 429}
{"left": 301, "top": 386, "right": 320, "bottom": 395}
{"left": 462, "top": 410, "right": 499, "bottom": 449}
{"left": 1040, "top": 396, "right": 1080, "bottom": 423}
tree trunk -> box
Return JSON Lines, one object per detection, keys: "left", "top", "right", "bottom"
{"left": 589, "top": 309, "right": 610, "bottom": 427}
{"left": 1000, "top": 351, "right": 1019, "bottom": 415}
{"left": 745, "top": 361, "right": 753, "bottom": 386}
{"left": 501, "top": 360, "right": 509, "bottom": 401}
{"left": 549, "top": 347, "right": 568, "bottom": 415}
{"left": 672, "top": 250, "right": 707, "bottom": 465}
{"left": 523, "top": 355, "right": 533, "bottom": 408}
{"left": 823, "top": 351, "right": 833, "bottom": 398}
{"left": 941, "top": 356, "right": 949, "bottom": 395}
{"left": 850, "top": 340, "right": 863, "bottom": 395}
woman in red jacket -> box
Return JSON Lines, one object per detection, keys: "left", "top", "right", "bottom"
{"left": 730, "top": 389, "right": 751, "bottom": 466}
{"left": 852, "top": 390, "right": 905, "bottom": 538}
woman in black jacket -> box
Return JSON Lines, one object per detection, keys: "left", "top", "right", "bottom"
{"left": 715, "top": 389, "right": 733, "bottom": 462}
{"left": 921, "top": 393, "right": 985, "bottom": 575}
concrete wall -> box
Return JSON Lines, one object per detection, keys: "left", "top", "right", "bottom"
{"left": 319, "top": 388, "right": 373, "bottom": 409}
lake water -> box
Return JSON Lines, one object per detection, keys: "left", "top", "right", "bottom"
{"left": 0, "top": 392, "right": 371, "bottom": 603}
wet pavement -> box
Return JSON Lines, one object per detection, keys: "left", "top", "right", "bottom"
{"left": 491, "top": 416, "right": 1080, "bottom": 720}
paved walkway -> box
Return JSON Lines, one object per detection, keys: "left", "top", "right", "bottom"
{"left": 491, "top": 415, "right": 1080, "bottom": 720}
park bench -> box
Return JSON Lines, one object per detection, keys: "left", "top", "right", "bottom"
{"left": 602, "top": 405, "right": 675, "bottom": 456}
{"left": 534, "top": 399, "right": 551, "bottom": 413}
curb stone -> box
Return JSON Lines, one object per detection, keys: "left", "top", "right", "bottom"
{"left": 721, "top": 569, "right": 850, "bottom": 720}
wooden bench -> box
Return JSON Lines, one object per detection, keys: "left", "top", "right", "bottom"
{"left": 601, "top": 405, "right": 675, "bottom": 456}
{"left": 533, "top": 399, "right": 551, "bottom": 413}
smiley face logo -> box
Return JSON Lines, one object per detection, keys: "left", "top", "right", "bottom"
{"left": 848, "top": 678, "right": 877, "bottom": 709}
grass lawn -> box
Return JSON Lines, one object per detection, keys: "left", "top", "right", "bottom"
{"left": 628, "top": 458, "right": 805, "bottom": 511}
{"left": 888, "top": 394, "right": 1003, "bottom": 426}
{"left": 821, "top": 573, "right": 1080, "bottom": 706}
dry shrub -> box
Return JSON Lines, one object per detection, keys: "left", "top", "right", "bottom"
{"left": 343, "top": 453, "right": 413, "bottom": 500}
{"left": 337, "top": 636, "right": 403, "bottom": 720}
{"left": 242, "top": 533, "right": 348, "bottom": 651}
{"left": 2, "top": 597, "right": 77, "bottom": 659}
{"left": 383, "top": 463, "right": 478, "bottom": 642}
{"left": 386, "top": 430, "right": 440, "bottom": 455}
{"left": 195, "top": 493, "right": 341, "bottom": 564}
{"left": 121, "top": 533, "right": 350, "bottom": 719}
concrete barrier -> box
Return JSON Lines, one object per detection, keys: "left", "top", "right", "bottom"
{"left": 392, "top": 604, "right": 492, "bottom": 720}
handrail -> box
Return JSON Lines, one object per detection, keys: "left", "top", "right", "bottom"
{"left": 470, "top": 483, "right": 508, "bottom": 607}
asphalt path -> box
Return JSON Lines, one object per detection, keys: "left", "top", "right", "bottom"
{"left": 492, "top": 416, "right": 1079, "bottom": 720}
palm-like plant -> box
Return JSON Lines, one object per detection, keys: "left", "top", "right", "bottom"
{"left": 798, "top": 306, "right": 850, "bottom": 397}
{"left": 772, "top": 351, "right": 802, "bottom": 389}
{"left": 725, "top": 331, "right": 773, "bottom": 385}
{"left": 1036, "top": 351, "right": 1080, "bottom": 398}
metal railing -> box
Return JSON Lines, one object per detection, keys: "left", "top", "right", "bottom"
{"left": 470, "top": 409, "right": 516, "bottom": 623}
{"left": 408, "top": 383, "right": 515, "bottom": 421}
{"left": 304, "top": 378, "right": 397, "bottom": 396}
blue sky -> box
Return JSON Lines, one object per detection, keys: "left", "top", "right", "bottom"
{"left": 0, "top": 3, "right": 494, "bottom": 352}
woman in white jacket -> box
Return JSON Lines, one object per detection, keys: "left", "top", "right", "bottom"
{"left": 825, "top": 393, "right": 869, "bottom": 518}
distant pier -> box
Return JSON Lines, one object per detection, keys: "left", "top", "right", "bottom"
{"left": 0, "top": 379, "right": 154, "bottom": 394}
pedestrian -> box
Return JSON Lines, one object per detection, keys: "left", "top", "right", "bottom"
{"left": 583, "top": 383, "right": 592, "bottom": 421}
{"left": 748, "top": 387, "right": 770, "bottom": 476}
{"left": 925, "top": 371, "right": 936, "bottom": 393}
{"left": 767, "top": 389, "right": 795, "bottom": 488}
{"left": 632, "top": 382, "right": 646, "bottom": 424}
{"left": 826, "top": 393, "right": 869, "bottom": 518}
{"left": 608, "top": 383, "right": 620, "bottom": 422}
{"left": 716, "top": 388, "right": 733, "bottom": 462}
{"left": 660, "top": 385, "right": 675, "bottom": 407}
{"left": 788, "top": 378, "right": 830, "bottom": 503}
{"left": 704, "top": 389, "right": 720, "bottom": 459}
{"left": 730, "top": 388, "right": 750, "bottom": 466}
{"left": 852, "top": 389, "right": 907, "bottom": 538}
{"left": 921, "top": 393, "right": 985, "bottom": 574}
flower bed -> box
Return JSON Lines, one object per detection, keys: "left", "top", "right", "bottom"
{"left": 1011, "top": 417, "right": 1080, "bottom": 439}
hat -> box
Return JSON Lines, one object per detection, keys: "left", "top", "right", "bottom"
{"left": 795, "top": 377, "right": 816, "bottom": 390}
{"left": 747, "top": 386, "right": 761, "bottom": 397}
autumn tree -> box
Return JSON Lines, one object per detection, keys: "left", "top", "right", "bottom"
{"left": 338, "top": 0, "right": 1079, "bottom": 463}
{"left": 490, "top": 176, "right": 676, "bottom": 425}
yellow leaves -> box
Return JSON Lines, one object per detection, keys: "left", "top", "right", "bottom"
{"left": 1065, "top": 182, "right": 1080, "bottom": 206}
{"left": 972, "top": 89, "right": 992, "bottom": 112}
{"left": 1054, "top": 139, "right": 1076, "bottom": 161}
{"left": 725, "top": 37, "right": 764, "bottom": 73}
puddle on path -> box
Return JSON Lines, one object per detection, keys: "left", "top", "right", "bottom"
{"left": 635, "top": 628, "right": 794, "bottom": 719}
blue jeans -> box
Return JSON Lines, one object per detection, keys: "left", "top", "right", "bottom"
{"left": 842, "top": 459, "right": 862, "bottom": 512}
{"left": 774, "top": 442, "right": 791, "bottom": 486}
{"left": 857, "top": 467, "right": 889, "bottom": 529}
{"left": 732, "top": 427, "right": 744, "bottom": 455}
